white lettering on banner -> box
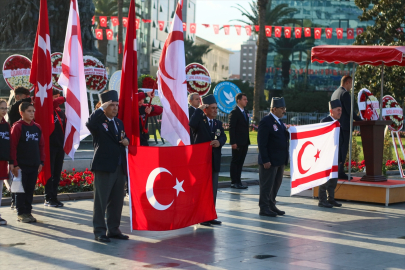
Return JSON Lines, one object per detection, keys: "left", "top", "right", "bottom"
{"left": 3, "top": 68, "right": 31, "bottom": 79}
{"left": 382, "top": 108, "right": 403, "bottom": 116}
{"left": 186, "top": 74, "right": 211, "bottom": 83}
{"left": 83, "top": 67, "right": 107, "bottom": 76}
{"left": 52, "top": 67, "right": 62, "bottom": 74}
{"left": 358, "top": 101, "right": 380, "bottom": 110}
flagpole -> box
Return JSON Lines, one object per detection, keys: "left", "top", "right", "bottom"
{"left": 348, "top": 62, "right": 356, "bottom": 181}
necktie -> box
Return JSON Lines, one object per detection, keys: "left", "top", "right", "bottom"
{"left": 243, "top": 110, "right": 248, "bottom": 121}
{"left": 209, "top": 120, "right": 213, "bottom": 131}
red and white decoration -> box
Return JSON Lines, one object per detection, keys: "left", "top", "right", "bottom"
{"left": 190, "top": 23, "right": 197, "bottom": 34}
{"left": 106, "top": 29, "right": 113, "bottom": 40}
{"left": 245, "top": 25, "right": 252, "bottom": 36}
{"left": 325, "top": 28, "right": 333, "bottom": 39}
{"left": 358, "top": 88, "right": 380, "bottom": 120}
{"left": 2, "top": 55, "right": 34, "bottom": 91}
{"left": 95, "top": 29, "right": 103, "bottom": 40}
{"left": 347, "top": 28, "right": 354, "bottom": 39}
{"left": 304, "top": 27, "right": 311, "bottom": 37}
{"left": 274, "top": 26, "right": 282, "bottom": 37}
{"left": 51, "top": 52, "right": 63, "bottom": 91}
{"left": 265, "top": 26, "right": 272, "bottom": 37}
{"left": 336, "top": 28, "right": 343, "bottom": 39}
{"left": 83, "top": 56, "right": 108, "bottom": 92}
{"left": 315, "top": 28, "right": 322, "bottom": 39}
{"left": 234, "top": 25, "right": 241, "bottom": 35}
{"left": 99, "top": 16, "right": 107, "bottom": 27}
{"left": 295, "top": 27, "right": 302, "bottom": 38}
{"left": 223, "top": 25, "right": 230, "bottom": 35}
{"left": 58, "top": 0, "right": 90, "bottom": 159}
{"left": 185, "top": 63, "right": 211, "bottom": 96}
{"left": 289, "top": 121, "right": 340, "bottom": 195}
{"left": 284, "top": 26, "right": 291, "bottom": 38}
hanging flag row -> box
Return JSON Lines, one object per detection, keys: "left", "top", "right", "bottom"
{"left": 265, "top": 67, "right": 352, "bottom": 76}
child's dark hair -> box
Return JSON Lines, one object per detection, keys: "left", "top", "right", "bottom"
{"left": 53, "top": 89, "right": 62, "bottom": 96}
{"left": 14, "top": 86, "right": 30, "bottom": 96}
{"left": 19, "top": 102, "right": 34, "bottom": 112}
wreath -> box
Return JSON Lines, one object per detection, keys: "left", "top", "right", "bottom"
{"left": 358, "top": 88, "right": 380, "bottom": 120}
{"left": 51, "top": 52, "right": 63, "bottom": 91}
{"left": 83, "top": 56, "right": 108, "bottom": 91}
{"left": 185, "top": 63, "right": 211, "bottom": 96}
{"left": 2, "top": 54, "right": 34, "bottom": 91}
{"left": 382, "top": 95, "right": 403, "bottom": 132}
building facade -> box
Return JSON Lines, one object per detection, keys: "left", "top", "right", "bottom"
{"left": 228, "top": 50, "right": 241, "bottom": 78}
{"left": 240, "top": 36, "right": 257, "bottom": 85}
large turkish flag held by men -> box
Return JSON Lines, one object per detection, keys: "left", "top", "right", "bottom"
{"left": 289, "top": 121, "right": 340, "bottom": 195}
{"left": 128, "top": 142, "right": 217, "bottom": 231}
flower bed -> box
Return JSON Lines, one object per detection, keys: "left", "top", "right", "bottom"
{"left": 344, "top": 159, "right": 405, "bottom": 173}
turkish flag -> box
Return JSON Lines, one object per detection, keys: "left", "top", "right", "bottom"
{"left": 183, "top": 22, "right": 187, "bottom": 31}
{"left": 158, "top": 21, "right": 164, "bottom": 31}
{"left": 111, "top": 16, "right": 119, "bottom": 26}
{"left": 304, "top": 27, "right": 311, "bottom": 37}
{"left": 223, "top": 25, "right": 230, "bottom": 35}
{"left": 106, "top": 29, "right": 113, "bottom": 40}
{"left": 295, "top": 27, "right": 302, "bottom": 38}
{"left": 202, "top": 24, "right": 210, "bottom": 28}
{"left": 123, "top": 17, "right": 128, "bottom": 28}
{"left": 254, "top": 25, "right": 259, "bottom": 32}
{"left": 347, "top": 28, "right": 354, "bottom": 39}
{"left": 284, "top": 26, "right": 291, "bottom": 38}
{"left": 314, "top": 28, "right": 322, "bottom": 39}
{"left": 274, "top": 26, "right": 282, "bottom": 37}
{"left": 92, "top": 16, "right": 95, "bottom": 25}
{"left": 129, "top": 143, "right": 217, "bottom": 230}
{"left": 356, "top": 28, "right": 364, "bottom": 35}
{"left": 245, "top": 25, "right": 252, "bottom": 36}
{"left": 99, "top": 16, "right": 107, "bottom": 27}
{"left": 190, "top": 23, "right": 197, "bottom": 34}
{"left": 142, "top": 19, "right": 152, "bottom": 23}
{"left": 336, "top": 28, "right": 343, "bottom": 39}
{"left": 234, "top": 25, "right": 241, "bottom": 35}
{"left": 136, "top": 19, "right": 140, "bottom": 29}
{"left": 265, "top": 26, "right": 272, "bottom": 37}
{"left": 213, "top": 24, "right": 219, "bottom": 34}
{"left": 95, "top": 29, "right": 103, "bottom": 40}
{"left": 325, "top": 28, "right": 332, "bottom": 39}
{"left": 289, "top": 121, "right": 340, "bottom": 195}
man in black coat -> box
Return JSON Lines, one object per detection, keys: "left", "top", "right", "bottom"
{"left": 257, "top": 97, "right": 289, "bottom": 217}
{"left": 319, "top": 100, "right": 343, "bottom": 208}
{"left": 228, "top": 93, "right": 250, "bottom": 189}
{"left": 188, "top": 92, "right": 200, "bottom": 143}
{"left": 331, "top": 76, "right": 362, "bottom": 179}
{"left": 8, "top": 86, "right": 31, "bottom": 127}
{"left": 86, "top": 90, "right": 129, "bottom": 243}
{"left": 189, "top": 94, "right": 227, "bottom": 226}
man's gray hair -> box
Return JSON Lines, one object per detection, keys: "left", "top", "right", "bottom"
{"left": 188, "top": 92, "right": 199, "bottom": 103}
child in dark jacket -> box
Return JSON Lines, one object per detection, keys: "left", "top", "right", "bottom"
{"left": 0, "top": 99, "right": 10, "bottom": 225}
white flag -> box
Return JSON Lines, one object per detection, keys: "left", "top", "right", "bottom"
{"left": 289, "top": 121, "right": 340, "bottom": 195}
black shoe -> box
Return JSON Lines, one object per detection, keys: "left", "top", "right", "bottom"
{"left": 328, "top": 200, "right": 342, "bottom": 207}
{"left": 259, "top": 209, "right": 277, "bottom": 217}
{"left": 318, "top": 201, "right": 333, "bottom": 208}
{"left": 107, "top": 233, "right": 129, "bottom": 240}
{"left": 44, "top": 200, "right": 58, "bottom": 207}
{"left": 10, "top": 202, "right": 15, "bottom": 210}
{"left": 270, "top": 206, "right": 285, "bottom": 215}
{"left": 199, "top": 222, "right": 212, "bottom": 226}
{"left": 338, "top": 174, "right": 353, "bottom": 180}
{"left": 209, "top": 219, "right": 222, "bottom": 225}
{"left": 231, "top": 183, "right": 248, "bottom": 189}
{"left": 95, "top": 235, "right": 110, "bottom": 242}
{"left": 55, "top": 200, "right": 64, "bottom": 207}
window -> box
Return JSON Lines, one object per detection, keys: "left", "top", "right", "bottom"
{"left": 249, "top": 60, "right": 252, "bottom": 63}
{"left": 248, "top": 74, "right": 252, "bottom": 76}
{"left": 248, "top": 67, "right": 252, "bottom": 69}
{"left": 243, "top": 60, "right": 247, "bottom": 63}
{"left": 113, "top": 45, "right": 116, "bottom": 57}
{"left": 243, "top": 67, "right": 246, "bottom": 69}
{"left": 243, "top": 53, "right": 247, "bottom": 56}
{"left": 249, "top": 53, "right": 252, "bottom": 56}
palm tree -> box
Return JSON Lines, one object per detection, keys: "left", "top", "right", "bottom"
{"left": 184, "top": 38, "right": 212, "bottom": 65}
{"left": 232, "top": 0, "right": 299, "bottom": 122}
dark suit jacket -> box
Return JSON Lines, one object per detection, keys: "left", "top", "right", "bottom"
{"left": 8, "top": 97, "right": 32, "bottom": 126}
{"left": 188, "top": 106, "right": 197, "bottom": 143}
{"left": 228, "top": 106, "right": 250, "bottom": 146}
{"left": 257, "top": 114, "right": 289, "bottom": 166}
{"left": 86, "top": 109, "right": 129, "bottom": 173}
{"left": 189, "top": 108, "right": 227, "bottom": 172}
{"left": 320, "top": 115, "right": 334, "bottom": 123}
{"left": 331, "top": 86, "right": 361, "bottom": 131}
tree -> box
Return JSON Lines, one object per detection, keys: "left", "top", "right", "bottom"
{"left": 353, "top": 0, "right": 405, "bottom": 104}
{"left": 184, "top": 38, "right": 212, "bottom": 65}
{"left": 232, "top": 0, "right": 299, "bottom": 123}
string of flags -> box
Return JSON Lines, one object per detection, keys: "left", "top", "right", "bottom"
{"left": 92, "top": 16, "right": 364, "bottom": 40}
{"left": 266, "top": 67, "right": 353, "bottom": 76}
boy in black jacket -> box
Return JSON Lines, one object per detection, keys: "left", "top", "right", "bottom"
{"left": 10, "top": 102, "right": 45, "bottom": 223}
{"left": 0, "top": 99, "right": 10, "bottom": 225}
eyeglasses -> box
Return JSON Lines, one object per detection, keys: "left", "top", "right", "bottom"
{"left": 0, "top": 107, "right": 7, "bottom": 111}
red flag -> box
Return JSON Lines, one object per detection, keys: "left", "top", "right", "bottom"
{"left": 245, "top": 25, "right": 252, "bottom": 36}
{"left": 118, "top": 0, "right": 139, "bottom": 146}
{"left": 136, "top": 19, "right": 140, "bottom": 30}
{"left": 356, "top": 28, "right": 364, "bottom": 35}
{"left": 129, "top": 143, "right": 217, "bottom": 230}
{"left": 202, "top": 24, "right": 210, "bottom": 28}
{"left": 314, "top": 28, "right": 322, "bottom": 39}
{"left": 106, "top": 29, "right": 113, "bottom": 40}
{"left": 274, "top": 26, "right": 282, "bottom": 37}
{"left": 190, "top": 23, "right": 196, "bottom": 34}
{"left": 158, "top": 20, "right": 165, "bottom": 31}
{"left": 223, "top": 25, "right": 230, "bottom": 35}
{"left": 92, "top": 16, "right": 95, "bottom": 25}
{"left": 213, "top": 24, "right": 219, "bottom": 34}
{"left": 265, "top": 26, "right": 272, "bottom": 37}
{"left": 234, "top": 25, "right": 241, "bottom": 35}
{"left": 254, "top": 25, "right": 259, "bottom": 32}
{"left": 99, "top": 16, "right": 107, "bottom": 27}
{"left": 284, "top": 26, "right": 291, "bottom": 38}
{"left": 347, "top": 28, "right": 354, "bottom": 39}
{"left": 295, "top": 27, "right": 302, "bottom": 38}
{"left": 304, "top": 27, "right": 311, "bottom": 37}
{"left": 123, "top": 17, "right": 128, "bottom": 28}
{"left": 95, "top": 29, "right": 103, "bottom": 40}
{"left": 29, "top": 0, "right": 54, "bottom": 185}
{"left": 111, "top": 16, "right": 119, "bottom": 26}
{"left": 142, "top": 19, "right": 152, "bottom": 23}
{"left": 182, "top": 22, "right": 186, "bottom": 31}
{"left": 325, "top": 28, "right": 332, "bottom": 39}
{"left": 336, "top": 28, "right": 343, "bottom": 39}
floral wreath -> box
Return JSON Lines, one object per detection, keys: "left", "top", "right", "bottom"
{"left": 358, "top": 88, "right": 380, "bottom": 120}
{"left": 382, "top": 95, "right": 403, "bottom": 132}
{"left": 2, "top": 54, "right": 34, "bottom": 91}
{"left": 51, "top": 52, "right": 63, "bottom": 91}
{"left": 83, "top": 55, "right": 108, "bottom": 91}
{"left": 185, "top": 63, "right": 211, "bottom": 96}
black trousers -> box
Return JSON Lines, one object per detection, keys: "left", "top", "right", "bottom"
{"left": 339, "top": 130, "right": 350, "bottom": 175}
{"left": 93, "top": 167, "right": 125, "bottom": 237}
{"left": 318, "top": 178, "right": 338, "bottom": 202}
{"left": 212, "top": 171, "right": 219, "bottom": 206}
{"left": 230, "top": 145, "right": 249, "bottom": 184}
{"left": 15, "top": 165, "right": 39, "bottom": 215}
{"left": 44, "top": 146, "right": 65, "bottom": 201}
{"left": 259, "top": 165, "right": 284, "bottom": 210}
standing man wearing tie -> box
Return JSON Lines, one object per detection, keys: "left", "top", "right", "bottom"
{"left": 257, "top": 97, "right": 289, "bottom": 217}
{"left": 189, "top": 94, "right": 227, "bottom": 226}
{"left": 86, "top": 91, "right": 130, "bottom": 243}
{"left": 228, "top": 93, "right": 250, "bottom": 189}
{"left": 331, "top": 76, "right": 362, "bottom": 180}
{"left": 188, "top": 92, "right": 200, "bottom": 143}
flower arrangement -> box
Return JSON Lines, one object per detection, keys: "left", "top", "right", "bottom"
{"left": 2, "top": 54, "right": 34, "bottom": 91}
{"left": 83, "top": 56, "right": 108, "bottom": 91}
{"left": 185, "top": 63, "right": 211, "bottom": 96}
{"left": 51, "top": 52, "right": 63, "bottom": 91}
{"left": 141, "top": 76, "right": 156, "bottom": 89}
{"left": 358, "top": 88, "right": 379, "bottom": 120}
{"left": 382, "top": 95, "right": 403, "bottom": 132}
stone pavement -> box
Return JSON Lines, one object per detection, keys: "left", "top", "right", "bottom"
{"left": 1, "top": 179, "right": 404, "bottom": 270}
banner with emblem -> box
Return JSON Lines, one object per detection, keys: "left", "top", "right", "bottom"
{"left": 289, "top": 121, "right": 340, "bottom": 195}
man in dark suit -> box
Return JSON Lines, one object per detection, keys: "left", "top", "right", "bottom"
{"left": 331, "top": 76, "right": 362, "bottom": 179}
{"left": 86, "top": 90, "right": 130, "bottom": 243}
{"left": 258, "top": 97, "right": 289, "bottom": 217}
{"left": 228, "top": 93, "right": 250, "bottom": 189}
{"left": 319, "top": 100, "right": 343, "bottom": 208}
{"left": 189, "top": 94, "right": 227, "bottom": 226}
{"left": 188, "top": 92, "right": 200, "bottom": 143}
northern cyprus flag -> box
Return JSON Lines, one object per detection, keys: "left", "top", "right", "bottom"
{"left": 289, "top": 121, "right": 340, "bottom": 195}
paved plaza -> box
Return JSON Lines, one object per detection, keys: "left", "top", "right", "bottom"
{"left": 0, "top": 179, "right": 404, "bottom": 270}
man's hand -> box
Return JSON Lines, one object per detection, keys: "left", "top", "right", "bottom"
{"left": 12, "top": 166, "right": 19, "bottom": 177}
{"left": 210, "top": 140, "right": 220, "bottom": 147}
{"left": 263, "top": 162, "right": 271, "bottom": 169}
{"left": 9, "top": 164, "right": 14, "bottom": 175}
{"left": 199, "top": 104, "right": 208, "bottom": 110}
{"left": 231, "top": 144, "right": 237, "bottom": 150}
{"left": 38, "top": 165, "right": 43, "bottom": 173}
{"left": 286, "top": 124, "right": 291, "bottom": 129}
{"left": 146, "top": 91, "right": 155, "bottom": 98}
{"left": 145, "top": 106, "right": 152, "bottom": 114}
{"left": 120, "top": 138, "right": 129, "bottom": 147}
{"left": 101, "top": 100, "right": 112, "bottom": 110}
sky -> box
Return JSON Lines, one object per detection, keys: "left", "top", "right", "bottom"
{"left": 194, "top": 0, "right": 253, "bottom": 51}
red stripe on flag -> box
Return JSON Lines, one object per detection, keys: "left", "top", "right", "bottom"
{"left": 291, "top": 121, "right": 340, "bottom": 140}
{"left": 66, "top": 88, "right": 81, "bottom": 117}
{"left": 72, "top": 25, "right": 78, "bottom": 36}
{"left": 64, "top": 126, "right": 76, "bottom": 155}
{"left": 292, "top": 166, "right": 338, "bottom": 188}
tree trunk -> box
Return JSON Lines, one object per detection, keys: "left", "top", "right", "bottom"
{"left": 117, "top": 0, "right": 123, "bottom": 68}
{"left": 253, "top": 0, "right": 269, "bottom": 124}
{"left": 98, "top": 27, "right": 109, "bottom": 63}
{"left": 281, "top": 59, "right": 291, "bottom": 88}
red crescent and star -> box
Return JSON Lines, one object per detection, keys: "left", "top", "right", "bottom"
{"left": 297, "top": 141, "right": 321, "bottom": 174}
